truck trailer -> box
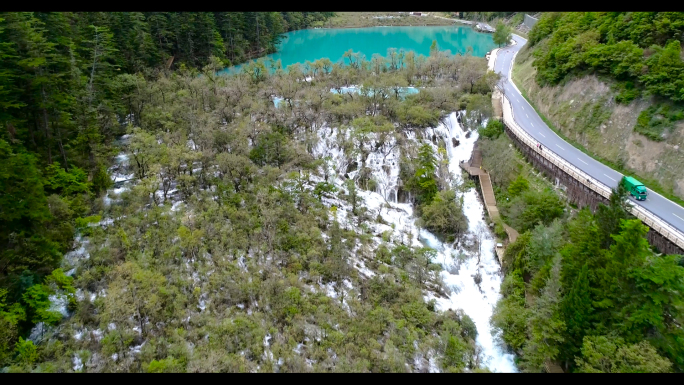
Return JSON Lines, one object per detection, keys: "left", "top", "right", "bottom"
{"left": 622, "top": 176, "right": 647, "bottom": 201}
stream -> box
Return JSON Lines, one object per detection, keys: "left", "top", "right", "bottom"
{"left": 423, "top": 113, "right": 517, "bottom": 372}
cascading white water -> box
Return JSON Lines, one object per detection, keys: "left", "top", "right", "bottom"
{"left": 50, "top": 108, "right": 517, "bottom": 371}
{"left": 314, "top": 110, "right": 517, "bottom": 372}
{"left": 422, "top": 112, "right": 517, "bottom": 372}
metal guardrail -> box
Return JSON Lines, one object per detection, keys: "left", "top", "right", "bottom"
{"left": 500, "top": 94, "right": 684, "bottom": 250}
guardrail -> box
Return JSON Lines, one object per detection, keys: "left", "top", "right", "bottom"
{"left": 500, "top": 93, "right": 684, "bottom": 250}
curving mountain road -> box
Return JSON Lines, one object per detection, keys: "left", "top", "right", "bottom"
{"left": 494, "top": 35, "right": 684, "bottom": 236}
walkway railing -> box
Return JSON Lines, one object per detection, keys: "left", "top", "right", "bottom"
{"left": 500, "top": 94, "right": 684, "bottom": 250}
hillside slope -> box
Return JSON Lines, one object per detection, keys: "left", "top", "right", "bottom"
{"left": 513, "top": 47, "right": 684, "bottom": 200}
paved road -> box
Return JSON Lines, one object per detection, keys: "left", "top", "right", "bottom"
{"left": 494, "top": 35, "right": 684, "bottom": 234}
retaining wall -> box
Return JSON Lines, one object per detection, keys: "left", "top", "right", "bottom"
{"left": 500, "top": 95, "right": 684, "bottom": 255}
{"left": 524, "top": 14, "right": 538, "bottom": 29}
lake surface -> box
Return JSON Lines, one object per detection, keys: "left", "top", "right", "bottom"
{"left": 220, "top": 25, "right": 496, "bottom": 74}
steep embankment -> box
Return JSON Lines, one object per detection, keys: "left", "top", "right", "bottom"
{"left": 512, "top": 47, "right": 684, "bottom": 201}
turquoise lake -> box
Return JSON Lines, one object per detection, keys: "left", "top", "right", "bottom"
{"left": 220, "top": 25, "right": 496, "bottom": 74}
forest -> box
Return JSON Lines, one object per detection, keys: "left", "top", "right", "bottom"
{"left": 4, "top": 11, "right": 684, "bottom": 373}
{"left": 0, "top": 11, "right": 336, "bottom": 370}
{"left": 0, "top": 11, "right": 504, "bottom": 371}
{"left": 528, "top": 12, "right": 684, "bottom": 106}
{"left": 478, "top": 120, "right": 684, "bottom": 372}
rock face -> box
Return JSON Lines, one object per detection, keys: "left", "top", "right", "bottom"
{"left": 396, "top": 186, "right": 410, "bottom": 204}
{"left": 492, "top": 89, "right": 503, "bottom": 120}
{"left": 452, "top": 137, "right": 460, "bottom": 147}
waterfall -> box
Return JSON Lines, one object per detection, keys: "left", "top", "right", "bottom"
{"left": 422, "top": 112, "right": 517, "bottom": 372}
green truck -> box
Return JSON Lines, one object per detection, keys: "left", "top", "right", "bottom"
{"left": 622, "top": 176, "right": 647, "bottom": 201}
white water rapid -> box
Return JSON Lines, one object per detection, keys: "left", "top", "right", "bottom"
{"left": 50, "top": 108, "right": 517, "bottom": 372}
{"left": 313, "top": 110, "right": 517, "bottom": 372}
{"left": 423, "top": 112, "right": 517, "bottom": 372}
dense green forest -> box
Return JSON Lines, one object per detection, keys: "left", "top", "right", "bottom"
{"left": 478, "top": 121, "right": 684, "bottom": 372}
{"left": 1, "top": 11, "right": 337, "bottom": 368}
{"left": 0, "top": 13, "right": 503, "bottom": 369}
{"left": 528, "top": 12, "right": 684, "bottom": 106}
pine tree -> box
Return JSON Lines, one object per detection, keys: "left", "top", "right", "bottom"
{"left": 522, "top": 254, "right": 566, "bottom": 372}
{"left": 559, "top": 263, "right": 593, "bottom": 370}
{"left": 595, "top": 184, "right": 629, "bottom": 249}
{"left": 410, "top": 143, "right": 438, "bottom": 206}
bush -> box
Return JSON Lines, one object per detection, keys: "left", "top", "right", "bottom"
{"left": 479, "top": 119, "right": 504, "bottom": 139}
{"left": 507, "top": 174, "right": 529, "bottom": 196}
{"left": 634, "top": 104, "right": 684, "bottom": 142}
{"left": 505, "top": 188, "right": 564, "bottom": 232}
{"left": 614, "top": 81, "right": 640, "bottom": 104}
{"left": 420, "top": 189, "right": 468, "bottom": 238}
{"left": 397, "top": 104, "right": 440, "bottom": 128}
{"left": 494, "top": 219, "right": 507, "bottom": 239}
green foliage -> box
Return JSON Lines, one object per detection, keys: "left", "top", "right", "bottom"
{"left": 74, "top": 214, "right": 101, "bottom": 236}
{"left": 505, "top": 188, "right": 565, "bottom": 232}
{"left": 634, "top": 103, "right": 684, "bottom": 141}
{"left": 14, "top": 337, "right": 39, "bottom": 366}
{"left": 0, "top": 289, "right": 24, "bottom": 365}
{"left": 420, "top": 189, "right": 468, "bottom": 238}
{"left": 485, "top": 125, "right": 684, "bottom": 372}
{"left": 529, "top": 12, "right": 684, "bottom": 104}
{"left": 492, "top": 270, "right": 528, "bottom": 352}
{"left": 396, "top": 104, "right": 441, "bottom": 128}
{"left": 0, "top": 140, "right": 64, "bottom": 292}
{"left": 0, "top": 22, "right": 505, "bottom": 371}
{"left": 442, "top": 334, "right": 469, "bottom": 372}
{"left": 407, "top": 144, "right": 438, "bottom": 207}
{"left": 313, "top": 181, "right": 337, "bottom": 200}
{"left": 147, "top": 357, "right": 184, "bottom": 373}
{"left": 560, "top": 263, "right": 592, "bottom": 362}
{"left": 613, "top": 81, "right": 640, "bottom": 104}
{"left": 22, "top": 284, "right": 61, "bottom": 326}
{"left": 595, "top": 183, "right": 629, "bottom": 248}
{"left": 429, "top": 40, "right": 439, "bottom": 56}
{"left": 478, "top": 118, "right": 504, "bottom": 139}
{"left": 575, "top": 336, "right": 672, "bottom": 373}
{"left": 249, "top": 129, "right": 292, "bottom": 167}
{"left": 493, "top": 22, "right": 512, "bottom": 47}
{"left": 44, "top": 162, "right": 91, "bottom": 196}
{"left": 479, "top": 133, "right": 520, "bottom": 187}
{"left": 507, "top": 174, "right": 529, "bottom": 196}
{"left": 521, "top": 254, "right": 566, "bottom": 372}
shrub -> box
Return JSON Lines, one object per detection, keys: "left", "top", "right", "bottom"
{"left": 506, "top": 188, "right": 564, "bottom": 232}
{"left": 420, "top": 189, "right": 468, "bottom": 238}
{"left": 479, "top": 119, "right": 504, "bottom": 139}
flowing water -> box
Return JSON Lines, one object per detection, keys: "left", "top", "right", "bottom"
{"left": 312, "top": 112, "right": 517, "bottom": 372}
{"left": 54, "top": 112, "right": 517, "bottom": 372}
{"left": 51, "top": 25, "right": 515, "bottom": 371}
{"left": 423, "top": 114, "right": 517, "bottom": 372}
{"left": 219, "top": 25, "right": 496, "bottom": 74}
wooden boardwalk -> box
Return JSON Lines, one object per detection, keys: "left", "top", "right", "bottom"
{"left": 544, "top": 361, "right": 564, "bottom": 373}
{"left": 460, "top": 144, "right": 519, "bottom": 264}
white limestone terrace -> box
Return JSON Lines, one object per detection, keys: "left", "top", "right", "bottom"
{"left": 48, "top": 95, "right": 516, "bottom": 371}
{"left": 312, "top": 111, "right": 516, "bottom": 372}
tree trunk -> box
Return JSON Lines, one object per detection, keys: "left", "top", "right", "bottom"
{"left": 41, "top": 106, "right": 53, "bottom": 165}
{"left": 54, "top": 121, "right": 69, "bottom": 170}
{"left": 88, "top": 28, "right": 101, "bottom": 107}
